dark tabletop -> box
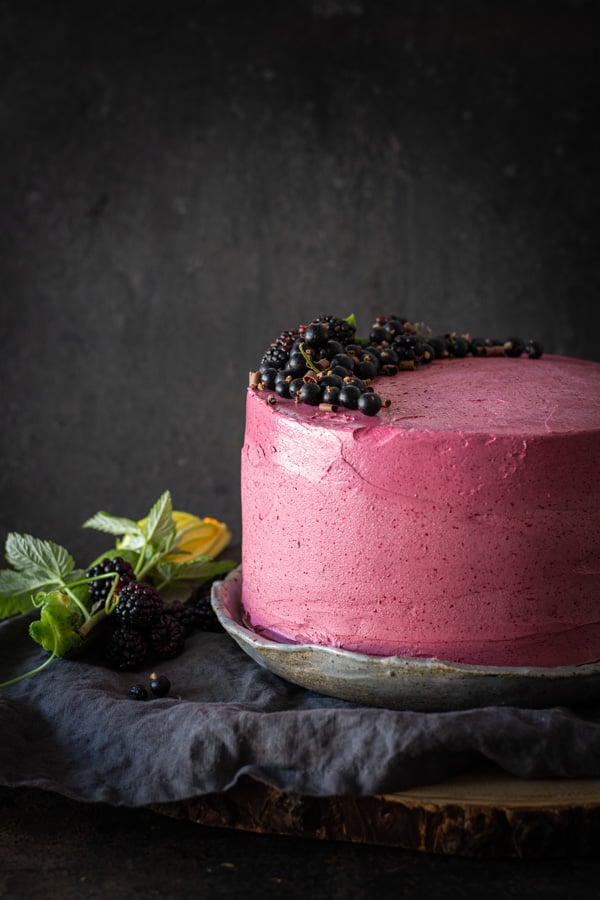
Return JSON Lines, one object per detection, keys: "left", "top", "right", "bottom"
{"left": 1, "top": 785, "right": 599, "bottom": 900}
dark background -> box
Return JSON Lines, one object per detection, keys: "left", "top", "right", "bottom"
{"left": 1, "top": 0, "right": 599, "bottom": 564}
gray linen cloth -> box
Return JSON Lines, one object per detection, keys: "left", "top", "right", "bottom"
{"left": 1, "top": 612, "right": 599, "bottom": 806}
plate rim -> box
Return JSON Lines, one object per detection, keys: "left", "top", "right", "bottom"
{"left": 211, "top": 565, "right": 600, "bottom": 682}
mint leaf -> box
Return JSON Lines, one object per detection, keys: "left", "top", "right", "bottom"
{"left": 28, "top": 591, "right": 82, "bottom": 657}
{"left": 5, "top": 533, "right": 74, "bottom": 581}
{"left": 82, "top": 512, "right": 143, "bottom": 538}
{"left": 143, "top": 491, "right": 176, "bottom": 546}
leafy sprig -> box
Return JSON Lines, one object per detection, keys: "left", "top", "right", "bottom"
{"left": 0, "top": 491, "right": 235, "bottom": 687}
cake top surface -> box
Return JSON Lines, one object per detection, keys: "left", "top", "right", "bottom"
{"left": 250, "top": 355, "right": 600, "bottom": 436}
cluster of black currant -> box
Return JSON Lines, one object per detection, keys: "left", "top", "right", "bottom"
{"left": 85, "top": 556, "right": 222, "bottom": 671}
{"left": 253, "top": 314, "right": 544, "bottom": 416}
{"left": 129, "top": 673, "right": 171, "bottom": 701}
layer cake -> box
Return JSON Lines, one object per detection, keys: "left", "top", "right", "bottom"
{"left": 241, "top": 344, "right": 600, "bottom": 668}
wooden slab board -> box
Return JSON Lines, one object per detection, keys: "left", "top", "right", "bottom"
{"left": 151, "top": 766, "right": 600, "bottom": 859}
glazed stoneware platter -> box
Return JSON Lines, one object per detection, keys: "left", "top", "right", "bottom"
{"left": 211, "top": 567, "right": 600, "bottom": 711}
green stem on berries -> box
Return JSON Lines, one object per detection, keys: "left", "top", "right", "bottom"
{"left": 79, "top": 607, "right": 112, "bottom": 639}
{"left": 0, "top": 651, "right": 57, "bottom": 688}
{"left": 299, "top": 343, "right": 320, "bottom": 374}
{"left": 62, "top": 585, "right": 91, "bottom": 623}
{"left": 133, "top": 536, "right": 150, "bottom": 579}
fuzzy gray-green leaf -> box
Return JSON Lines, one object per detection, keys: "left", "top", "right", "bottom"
{"left": 143, "top": 491, "right": 176, "bottom": 546}
{"left": 5, "top": 533, "right": 74, "bottom": 581}
{"left": 82, "top": 512, "right": 143, "bottom": 537}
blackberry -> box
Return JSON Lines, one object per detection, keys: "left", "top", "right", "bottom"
{"left": 115, "top": 582, "right": 163, "bottom": 630}
{"left": 260, "top": 328, "right": 300, "bottom": 368}
{"left": 149, "top": 613, "right": 186, "bottom": 660}
{"left": 192, "top": 589, "right": 224, "bottom": 633}
{"left": 106, "top": 626, "right": 149, "bottom": 670}
{"left": 310, "top": 315, "right": 356, "bottom": 344}
{"left": 167, "top": 601, "right": 197, "bottom": 636}
{"left": 86, "top": 556, "right": 135, "bottom": 604}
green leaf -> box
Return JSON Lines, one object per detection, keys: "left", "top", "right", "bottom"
{"left": 82, "top": 512, "right": 143, "bottom": 538}
{"left": 143, "top": 491, "right": 176, "bottom": 546}
{"left": 0, "top": 538, "right": 80, "bottom": 621}
{"left": 84, "top": 548, "right": 140, "bottom": 571}
{"left": 5, "top": 533, "right": 74, "bottom": 581}
{"left": 0, "top": 569, "right": 42, "bottom": 617}
{"left": 28, "top": 591, "right": 82, "bottom": 657}
{"left": 156, "top": 558, "right": 236, "bottom": 585}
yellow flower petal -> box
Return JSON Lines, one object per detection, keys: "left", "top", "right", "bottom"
{"left": 167, "top": 514, "right": 231, "bottom": 563}
{"left": 118, "top": 509, "right": 231, "bottom": 563}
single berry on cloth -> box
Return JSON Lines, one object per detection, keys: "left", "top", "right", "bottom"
{"left": 129, "top": 683, "right": 148, "bottom": 701}
{"left": 150, "top": 673, "right": 171, "bottom": 697}
{"left": 114, "top": 582, "right": 163, "bottom": 630}
{"left": 86, "top": 556, "right": 135, "bottom": 604}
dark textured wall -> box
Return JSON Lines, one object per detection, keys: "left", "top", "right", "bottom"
{"left": 1, "top": 0, "right": 599, "bottom": 562}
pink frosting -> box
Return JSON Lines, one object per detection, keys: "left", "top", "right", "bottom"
{"left": 241, "top": 356, "right": 600, "bottom": 667}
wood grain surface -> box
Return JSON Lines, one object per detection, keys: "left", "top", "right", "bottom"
{"left": 152, "top": 766, "right": 600, "bottom": 859}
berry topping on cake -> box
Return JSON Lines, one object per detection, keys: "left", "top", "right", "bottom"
{"left": 250, "top": 314, "right": 545, "bottom": 416}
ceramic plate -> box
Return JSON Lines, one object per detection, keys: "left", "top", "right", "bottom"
{"left": 211, "top": 567, "right": 600, "bottom": 711}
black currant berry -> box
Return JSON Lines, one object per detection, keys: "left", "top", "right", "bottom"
{"left": 322, "top": 385, "right": 341, "bottom": 404}
{"left": 303, "top": 322, "right": 330, "bottom": 348}
{"left": 275, "top": 380, "right": 291, "bottom": 398}
{"left": 504, "top": 337, "right": 526, "bottom": 357}
{"left": 288, "top": 378, "right": 305, "bottom": 399}
{"left": 358, "top": 392, "right": 383, "bottom": 416}
{"left": 288, "top": 352, "right": 308, "bottom": 376}
{"left": 330, "top": 353, "right": 355, "bottom": 371}
{"left": 338, "top": 384, "right": 361, "bottom": 409}
{"left": 150, "top": 674, "right": 171, "bottom": 697}
{"left": 354, "top": 360, "right": 377, "bottom": 380}
{"left": 298, "top": 381, "right": 322, "bottom": 406}
{"left": 129, "top": 684, "right": 148, "bottom": 701}
{"left": 525, "top": 339, "right": 544, "bottom": 359}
